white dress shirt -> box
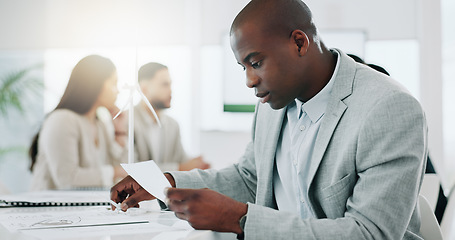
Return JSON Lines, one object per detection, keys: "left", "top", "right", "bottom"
{"left": 274, "top": 52, "right": 340, "bottom": 218}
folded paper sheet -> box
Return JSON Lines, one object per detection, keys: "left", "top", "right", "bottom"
{"left": 121, "top": 160, "right": 172, "bottom": 202}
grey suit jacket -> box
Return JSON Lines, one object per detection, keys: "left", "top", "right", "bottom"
{"left": 134, "top": 104, "right": 188, "bottom": 172}
{"left": 170, "top": 50, "right": 428, "bottom": 239}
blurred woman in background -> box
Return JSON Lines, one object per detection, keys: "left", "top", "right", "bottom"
{"left": 29, "top": 55, "right": 127, "bottom": 191}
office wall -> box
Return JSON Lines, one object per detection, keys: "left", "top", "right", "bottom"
{"left": 0, "top": 0, "right": 188, "bottom": 48}
{"left": 306, "top": 0, "right": 417, "bottom": 40}
{"left": 0, "top": 0, "right": 418, "bottom": 49}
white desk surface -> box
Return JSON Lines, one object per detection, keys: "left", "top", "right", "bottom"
{"left": 0, "top": 204, "right": 237, "bottom": 240}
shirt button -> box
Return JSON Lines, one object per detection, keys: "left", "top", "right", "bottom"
{"left": 300, "top": 125, "right": 306, "bottom": 131}
{"left": 300, "top": 197, "right": 305, "bottom": 203}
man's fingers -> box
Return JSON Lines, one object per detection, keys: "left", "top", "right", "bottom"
{"left": 166, "top": 188, "right": 209, "bottom": 213}
{"left": 110, "top": 185, "right": 124, "bottom": 203}
{"left": 110, "top": 175, "right": 156, "bottom": 211}
{"left": 167, "top": 198, "right": 188, "bottom": 213}
{"left": 174, "top": 212, "right": 187, "bottom": 221}
{"left": 110, "top": 176, "right": 134, "bottom": 202}
{"left": 166, "top": 188, "right": 198, "bottom": 201}
{"left": 122, "top": 188, "right": 155, "bottom": 211}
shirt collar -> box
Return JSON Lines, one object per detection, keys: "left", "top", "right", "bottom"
{"left": 296, "top": 50, "right": 340, "bottom": 123}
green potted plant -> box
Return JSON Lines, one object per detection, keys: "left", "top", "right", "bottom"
{"left": 0, "top": 64, "right": 43, "bottom": 193}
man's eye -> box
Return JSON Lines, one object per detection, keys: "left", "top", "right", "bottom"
{"left": 251, "top": 61, "right": 261, "bottom": 69}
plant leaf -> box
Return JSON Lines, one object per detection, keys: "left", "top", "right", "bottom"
{"left": 0, "top": 64, "right": 44, "bottom": 117}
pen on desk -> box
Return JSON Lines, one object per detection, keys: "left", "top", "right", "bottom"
{"left": 110, "top": 200, "right": 121, "bottom": 213}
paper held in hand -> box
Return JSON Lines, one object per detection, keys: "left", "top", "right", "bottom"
{"left": 121, "top": 160, "right": 171, "bottom": 202}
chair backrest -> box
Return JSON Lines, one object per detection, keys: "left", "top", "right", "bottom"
{"left": 441, "top": 192, "right": 455, "bottom": 239}
{"left": 419, "top": 194, "right": 443, "bottom": 240}
{"left": 420, "top": 173, "right": 440, "bottom": 211}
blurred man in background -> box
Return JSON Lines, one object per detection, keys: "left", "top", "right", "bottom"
{"left": 135, "top": 62, "right": 210, "bottom": 172}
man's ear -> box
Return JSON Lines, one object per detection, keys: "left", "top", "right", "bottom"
{"left": 139, "top": 81, "right": 149, "bottom": 95}
{"left": 291, "top": 30, "right": 310, "bottom": 57}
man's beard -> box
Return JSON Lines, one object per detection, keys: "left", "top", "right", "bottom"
{"left": 150, "top": 100, "right": 169, "bottom": 110}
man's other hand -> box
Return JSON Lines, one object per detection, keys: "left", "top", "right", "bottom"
{"left": 179, "top": 156, "right": 211, "bottom": 171}
{"left": 166, "top": 188, "right": 247, "bottom": 234}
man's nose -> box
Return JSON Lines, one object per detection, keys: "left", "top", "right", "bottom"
{"left": 246, "top": 71, "right": 259, "bottom": 88}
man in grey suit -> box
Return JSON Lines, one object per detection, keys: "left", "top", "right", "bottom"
{"left": 111, "top": 0, "right": 427, "bottom": 239}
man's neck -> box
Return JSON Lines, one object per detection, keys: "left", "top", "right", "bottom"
{"left": 142, "top": 101, "right": 162, "bottom": 122}
{"left": 298, "top": 47, "right": 337, "bottom": 103}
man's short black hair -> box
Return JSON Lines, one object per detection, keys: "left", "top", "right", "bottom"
{"left": 138, "top": 62, "right": 168, "bottom": 82}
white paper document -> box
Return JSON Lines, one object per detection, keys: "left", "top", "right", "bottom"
{"left": 121, "top": 160, "right": 172, "bottom": 202}
{"left": 0, "top": 206, "right": 196, "bottom": 240}
{"left": 0, "top": 206, "right": 149, "bottom": 232}
{"left": 21, "top": 223, "right": 193, "bottom": 240}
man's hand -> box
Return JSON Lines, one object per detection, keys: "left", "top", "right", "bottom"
{"left": 179, "top": 156, "right": 211, "bottom": 171}
{"left": 110, "top": 175, "right": 155, "bottom": 211}
{"left": 166, "top": 188, "right": 247, "bottom": 234}
{"left": 108, "top": 106, "right": 128, "bottom": 147}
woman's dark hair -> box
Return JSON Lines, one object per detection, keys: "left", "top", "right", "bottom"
{"left": 29, "top": 55, "right": 116, "bottom": 171}
{"left": 138, "top": 62, "right": 167, "bottom": 82}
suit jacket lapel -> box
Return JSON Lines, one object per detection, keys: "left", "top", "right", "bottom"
{"left": 307, "top": 49, "right": 356, "bottom": 186}
{"left": 256, "top": 105, "right": 286, "bottom": 208}
{"left": 307, "top": 100, "right": 347, "bottom": 183}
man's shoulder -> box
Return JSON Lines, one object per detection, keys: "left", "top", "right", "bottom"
{"left": 351, "top": 65, "right": 416, "bottom": 103}
{"left": 134, "top": 104, "right": 158, "bottom": 126}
